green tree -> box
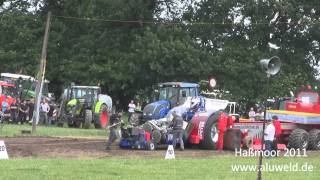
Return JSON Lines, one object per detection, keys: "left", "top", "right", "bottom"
{"left": 183, "top": 0, "right": 319, "bottom": 109}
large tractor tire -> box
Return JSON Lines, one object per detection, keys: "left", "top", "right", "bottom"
{"left": 308, "top": 129, "right": 320, "bottom": 150}
{"left": 83, "top": 110, "right": 93, "bottom": 129}
{"left": 288, "top": 128, "right": 309, "bottom": 150}
{"left": 200, "top": 112, "right": 219, "bottom": 149}
{"left": 95, "top": 104, "right": 109, "bottom": 129}
{"left": 129, "top": 112, "right": 142, "bottom": 126}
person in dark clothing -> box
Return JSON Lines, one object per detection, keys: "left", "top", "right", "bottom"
{"left": 170, "top": 111, "right": 184, "bottom": 151}
{"left": 10, "top": 101, "right": 18, "bottom": 124}
{"left": 28, "top": 99, "right": 34, "bottom": 122}
{"left": 19, "top": 100, "right": 29, "bottom": 124}
{"left": 106, "top": 112, "right": 122, "bottom": 150}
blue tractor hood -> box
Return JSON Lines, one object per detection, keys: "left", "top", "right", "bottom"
{"left": 143, "top": 100, "right": 170, "bottom": 121}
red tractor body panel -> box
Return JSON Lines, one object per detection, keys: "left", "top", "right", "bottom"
{"left": 186, "top": 114, "right": 208, "bottom": 144}
{"left": 285, "top": 91, "right": 320, "bottom": 114}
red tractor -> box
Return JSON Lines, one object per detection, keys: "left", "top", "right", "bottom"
{"left": 232, "top": 86, "right": 320, "bottom": 151}
{"left": 266, "top": 86, "right": 320, "bottom": 150}
{"left": 0, "top": 81, "right": 17, "bottom": 110}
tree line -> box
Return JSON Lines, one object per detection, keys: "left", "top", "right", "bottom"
{"left": 0, "top": 0, "right": 319, "bottom": 110}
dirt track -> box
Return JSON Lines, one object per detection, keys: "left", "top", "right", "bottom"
{"left": 1, "top": 137, "right": 234, "bottom": 159}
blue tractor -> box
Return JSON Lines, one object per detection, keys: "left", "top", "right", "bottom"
{"left": 120, "top": 82, "right": 202, "bottom": 150}
{"left": 142, "top": 82, "right": 200, "bottom": 121}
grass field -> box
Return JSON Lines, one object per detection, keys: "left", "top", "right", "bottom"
{"left": 0, "top": 122, "right": 319, "bottom": 180}
{"left": 0, "top": 124, "right": 106, "bottom": 138}
{"left": 0, "top": 156, "right": 319, "bottom": 180}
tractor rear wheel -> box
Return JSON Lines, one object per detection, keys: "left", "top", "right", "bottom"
{"left": 308, "top": 129, "right": 320, "bottom": 150}
{"left": 129, "top": 112, "right": 142, "bottom": 126}
{"left": 95, "top": 104, "right": 109, "bottom": 129}
{"left": 83, "top": 110, "right": 92, "bottom": 129}
{"left": 201, "top": 112, "right": 219, "bottom": 149}
{"left": 288, "top": 128, "right": 309, "bottom": 150}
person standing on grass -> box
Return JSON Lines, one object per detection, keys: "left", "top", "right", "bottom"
{"left": 248, "top": 107, "right": 255, "bottom": 121}
{"left": 1, "top": 97, "right": 8, "bottom": 112}
{"left": 272, "top": 115, "right": 282, "bottom": 154}
{"left": 106, "top": 112, "right": 122, "bottom": 150}
{"left": 10, "top": 99, "right": 18, "bottom": 123}
{"left": 28, "top": 99, "right": 34, "bottom": 123}
{"left": 40, "top": 99, "right": 50, "bottom": 125}
{"left": 18, "top": 100, "right": 29, "bottom": 124}
{"left": 128, "top": 100, "right": 136, "bottom": 121}
{"left": 264, "top": 119, "right": 275, "bottom": 157}
{"left": 3, "top": 106, "right": 12, "bottom": 122}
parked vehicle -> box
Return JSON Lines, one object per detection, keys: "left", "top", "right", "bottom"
{"left": 58, "top": 85, "right": 112, "bottom": 129}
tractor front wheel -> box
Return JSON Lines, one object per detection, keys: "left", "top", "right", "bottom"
{"left": 288, "top": 128, "right": 309, "bottom": 150}
{"left": 83, "top": 110, "right": 92, "bottom": 129}
{"left": 146, "top": 141, "right": 155, "bottom": 151}
{"left": 308, "top": 129, "right": 320, "bottom": 150}
{"left": 95, "top": 104, "right": 109, "bottom": 129}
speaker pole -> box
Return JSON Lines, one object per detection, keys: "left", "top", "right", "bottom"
{"left": 257, "top": 74, "right": 270, "bottom": 180}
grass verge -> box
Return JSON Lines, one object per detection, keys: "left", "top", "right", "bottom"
{"left": 0, "top": 124, "right": 106, "bottom": 138}
{"left": 0, "top": 156, "right": 319, "bottom": 180}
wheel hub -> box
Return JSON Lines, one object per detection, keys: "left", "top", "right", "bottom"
{"left": 210, "top": 126, "right": 218, "bottom": 143}
{"left": 301, "top": 136, "right": 308, "bottom": 149}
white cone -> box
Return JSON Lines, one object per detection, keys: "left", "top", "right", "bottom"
{"left": 165, "top": 145, "right": 175, "bottom": 160}
{"left": 0, "top": 140, "right": 9, "bottom": 160}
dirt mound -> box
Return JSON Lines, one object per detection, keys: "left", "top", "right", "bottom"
{"left": 1, "top": 137, "right": 233, "bottom": 159}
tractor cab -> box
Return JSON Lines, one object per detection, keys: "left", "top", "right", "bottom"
{"left": 0, "top": 73, "right": 50, "bottom": 100}
{"left": 143, "top": 82, "right": 199, "bottom": 121}
{"left": 0, "top": 81, "right": 17, "bottom": 110}
{"left": 66, "top": 86, "right": 100, "bottom": 109}
{"left": 0, "top": 81, "right": 16, "bottom": 98}
{"left": 157, "top": 82, "right": 199, "bottom": 107}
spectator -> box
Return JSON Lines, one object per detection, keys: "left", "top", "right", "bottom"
{"left": 10, "top": 100, "right": 18, "bottom": 123}
{"left": 47, "top": 104, "right": 54, "bottom": 125}
{"left": 40, "top": 99, "right": 50, "bottom": 125}
{"left": 28, "top": 99, "right": 35, "bottom": 122}
{"left": 264, "top": 119, "right": 275, "bottom": 158}
{"left": 248, "top": 107, "right": 255, "bottom": 121}
{"left": 18, "top": 100, "right": 29, "bottom": 124}
{"left": 272, "top": 115, "right": 282, "bottom": 154}
{"left": 1, "top": 97, "right": 8, "bottom": 113}
{"left": 3, "top": 105, "right": 12, "bottom": 122}
{"left": 135, "top": 102, "right": 142, "bottom": 112}
{"left": 255, "top": 108, "right": 264, "bottom": 121}
{"left": 128, "top": 100, "right": 136, "bottom": 121}
{"left": 51, "top": 106, "right": 58, "bottom": 125}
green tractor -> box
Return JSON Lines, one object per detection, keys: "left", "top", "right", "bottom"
{"left": 59, "top": 85, "right": 112, "bottom": 129}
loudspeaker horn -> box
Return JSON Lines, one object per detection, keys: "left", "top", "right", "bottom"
{"left": 259, "top": 56, "right": 281, "bottom": 75}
